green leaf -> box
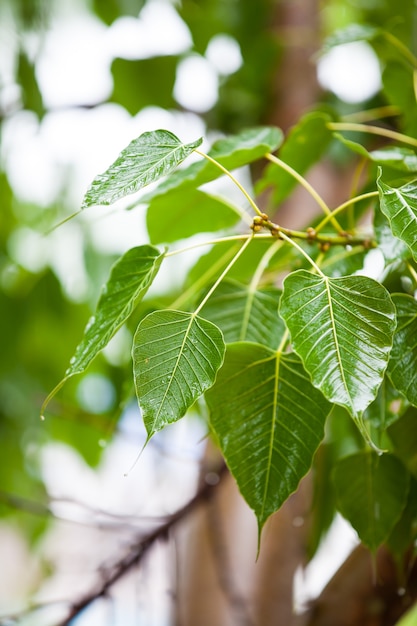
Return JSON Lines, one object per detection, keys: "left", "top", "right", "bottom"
{"left": 140, "top": 126, "right": 283, "bottom": 204}
{"left": 388, "top": 294, "right": 417, "bottom": 406}
{"left": 388, "top": 407, "right": 417, "bottom": 476}
{"left": 200, "top": 279, "right": 284, "bottom": 349}
{"left": 333, "top": 450, "right": 409, "bottom": 551}
{"left": 147, "top": 188, "right": 241, "bottom": 244}
{"left": 66, "top": 245, "right": 164, "bottom": 378}
{"left": 132, "top": 310, "right": 225, "bottom": 438}
{"left": 279, "top": 270, "right": 396, "bottom": 418}
{"left": 386, "top": 476, "right": 417, "bottom": 559}
{"left": 378, "top": 173, "right": 417, "bottom": 262}
{"left": 374, "top": 206, "right": 411, "bottom": 264}
{"left": 321, "top": 24, "right": 380, "bottom": 53}
{"left": 394, "top": 601, "right": 417, "bottom": 626}
{"left": 335, "top": 135, "right": 417, "bottom": 173}
{"left": 206, "top": 343, "right": 331, "bottom": 533}
{"left": 82, "top": 130, "right": 203, "bottom": 209}
{"left": 256, "top": 111, "right": 333, "bottom": 205}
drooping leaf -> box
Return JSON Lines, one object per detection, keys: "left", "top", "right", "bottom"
{"left": 374, "top": 206, "right": 411, "bottom": 265}
{"left": 388, "top": 294, "right": 417, "bottom": 406}
{"left": 388, "top": 407, "right": 417, "bottom": 477}
{"left": 82, "top": 130, "right": 203, "bottom": 209}
{"left": 332, "top": 450, "right": 409, "bottom": 551}
{"left": 256, "top": 111, "right": 333, "bottom": 205}
{"left": 206, "top": 343, "right": 331, "bottom": 533}
{"left": 140, "top": 126, "right": 283, "bottom": 204}
{"left": 200, "top": 279, "right": 284, "bottom": 349}
{"left": 364, "top": 376, "right": 409, "bottom": 437}
{"left": 307, "top": 443, "right": 337, "bottom": 561}
{"left": 147, "top": 188, "right": 241, "bottom": 244}
{"left": 66, "top": 245, "right": 164, "bottom": 377}
{"left": 132, "top": 310, "right": 225, "bottom": 438}
{"left": 279, "top": 270, "right": 396, "bottom": 418}
{"left": 386, "top": 476, "right": 417, "bottom": 559}
{"left": 378, "top": 173, "right": 417, "bottom": 262}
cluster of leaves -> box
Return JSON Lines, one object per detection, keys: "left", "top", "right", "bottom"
{"left": 43, "top": 24, "right": 417, "bottom": 557}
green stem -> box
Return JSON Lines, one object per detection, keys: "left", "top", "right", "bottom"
{"left": 315, "top": 191, "right": 379, "bottom": 233}
{"left": 341, "top": 105, "right": 401, "bottom": 123}
{"left": 383, "top": 31, "right": 417, "bottom": 68}
{"left": 194, "top": 235, "right": 254, "bottom": 315}
{"left": 248, "top": 238, "right": 283, "bottom": 292}
{"left": 195, "top": 149, "right": 264, "bottom": 218}
{"left": 407, "top": 262, "right": 417, "bottom": 285}
{"left": 265, "top": 154, "right": 343, "bottom": 233}
{"left": 327, "top": 122, "right": 417, "bottom": 148}
{"left": 277, "top": 231, "right": 325, "bottom": 277}
{"left": 165, "top": 233, "right": 253, "bottom": 258}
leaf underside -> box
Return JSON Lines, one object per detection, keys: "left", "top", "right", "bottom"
{"left": 67, "top": 245, "right": 164, "bottom": 377}
{"left": 279, "top": 270, "right": 396, "bottom": 418}
{"left": 132, "top": 310, "right": 225, "bottom": 439}
{"left": 206, "top": 343, "right": 331, "bottom": 532}
{"left": 333, "top": 451, "right": 409, "bottom": 551}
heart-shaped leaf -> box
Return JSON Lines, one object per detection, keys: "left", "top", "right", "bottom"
{"left": 200, "top": 279, "right": 284, "bottom": 349}
{"left": 333, "top": 450, "right": 409, "bottom": 551}
{"left": 279, "top": 270, "right": 396, "bottom": 418}
{"left": 388, "top": 294, "right": 417, "bottom": 406}
{"left": 206, "top": 343, "right": 331, "bottom": 533}
{"left": 82, "top": 130, "right": 203, "bottom": 209}
{"left": 132, "top": 310, "right": 225, "bottom": 438}
{"left": 378, "top": 173, "right": 417, "bottom": 261}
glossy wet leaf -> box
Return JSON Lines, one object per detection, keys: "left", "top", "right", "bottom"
{"left": 140, "top": 126, "right": 283, "bottom": 204}
{"left": 374, "top": 206, "right": 411, "bottom": 264}
{"left": 256, "top": 111, "right": 333, "bottom": 205}
{"left": 147, "top": 188, "right": 241, "bottom": 244}
{"left": 333, "top": 450, "right": 409, "bottom": 551}
{"left": 206, "top": 343, "right": 331, "bottom": 532}
{"left": 279, "top": 270, "right": 396, "bottom": 418}
{"left": 82, "top": 130, "right": 203, "bottom": 209}
{"left": 378, "top": 173, "right": 417, "bottom": 262}
{"left": 132, "top": 310, "right": 225, "bottom": 438}
{"left": 200, "top": 279, "right": 284, "bottom": 349}
{"left": 66, "top": 245, "right": 164, "bottom": 377}
{"left": 388, "top": 294, "right": 417, "bottom": 406}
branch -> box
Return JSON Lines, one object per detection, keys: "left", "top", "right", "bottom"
{"left": 55, "top": 462, "right": 228, "bottom": 626}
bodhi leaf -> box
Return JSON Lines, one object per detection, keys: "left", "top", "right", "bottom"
{"left": 200, "top": 279, "right": 284, "bottom": 349}
{"left": 132, "top": 310, "right": 225, "bottom": 439}
{"left": 378, "top": 172, "right": 417, "bottom": 261}
{"left": 147, "top": 188, "right": 241, "bottom": 244}
{"left": 140, "top": 126, "right": 283, "bottom": 204}
{"left": 206, "top": 343, "right": 331, "bottom": 533}
{"left": 256, "top": 111, "right": 333, "bottom": 205}
{"left": 279, "top": 270, "right": 396, "bottom": 419}
{"left": 332, "top": 450, "right": 409, "bottom": 551}
{"left": 67, "top": 245, "right": 164, "bottom": 376}
{"left": 82, "top": 130, "right": 203, "bottom": 209}
{"left": 42, "top": 245, "right": 164, "bottom": 414}
{"left": 335, "top": 135, "right": 417, "bottom": 173}
{"left": 321, "top": 24, "right": 380, "bottom": 53}
{"left": 388, "top": 294, "right": 417, "bottom": 406}
{"left": 374, "top": 206, "right": 411, "bottom": 265}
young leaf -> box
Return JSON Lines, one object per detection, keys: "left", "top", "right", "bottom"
{"left": 378, "top": 173, "right": 417, "bottom": 262}
{"left": 335, "top": 135, "right": 417, "bottom": 173}
{"left": 140, "top": 126, "right": 283, "bottom": 204}
{"left": 332, "top": 450, "right": 409, "bottom": 551}
{"left": 132, "top": 310, "right": 225, "bottom": 439}
{"left": 146, "top": 188, "right": 241, "bottom": 244}
{"left": 67, "top": 245, "right": 164, "bottom": 377}
{"left": 388, "top": 294, "right": 417, "bottom": 406}
{"left": 256, "top": 111, "right": 333, "bottom": 205}
{"left": 200, "top": 279, "right": 285, "bottom": 349}
{"left": 82, "top": 130, "right": 203, "bottom": 209}
{"left": 279, "top": 270, "right": 396, "bottom": 418}
{"left": 206, "top": 343, "right": 331, "bottom": 533}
